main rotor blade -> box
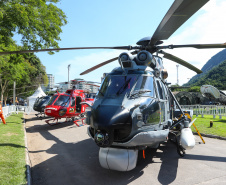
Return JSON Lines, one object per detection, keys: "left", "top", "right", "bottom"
{"left": 80, "top": 57, "right": 118, "bottom": 75}
{"left": 158, "top": 43, "right": 226, "bottom": 49}
{"left": 80, "top": 50, "right": 138, "bottom": 75}
{"left": 159, "top": 50, "right": 202, "bottom": 74}
{"left": 0, "top": 46, "right": 137, "bottom": 56}
{"left": 149, "top": 0, "right": 209, "bottom": 45}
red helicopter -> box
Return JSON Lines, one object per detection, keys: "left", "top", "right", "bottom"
{"left": 44, "top": 88, "right": 94, "bottom": 126}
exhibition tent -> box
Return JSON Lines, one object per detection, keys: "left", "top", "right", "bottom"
{"left": 27, "top": 86, "right": 46, "bottom": 108}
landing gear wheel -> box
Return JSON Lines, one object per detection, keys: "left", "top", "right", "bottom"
{"left": 80, "top": 113, "right": 85, "bottom": 118}
{"left": 169, "top": 132, "right": 186, "bottom": 157}
{"left": 177, "top": 145, "right": 185, "bottom": 157}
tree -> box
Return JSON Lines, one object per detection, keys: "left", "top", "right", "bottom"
{"left": 187, "top": 86, "right": 200, "bottom": 92}
{"left": 0, "top": 1, "right": 66, "bottom": 104}
{"left": 0, "top": 42, "right": 21, "bottom": 103}
{"left": 0, "top": 45, "right": 48, "bottom": 105}
{"left": 0, "top": 0, "right": 67, "bottom": 50}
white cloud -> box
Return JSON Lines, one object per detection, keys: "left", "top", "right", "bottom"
{"left": 163, "top": 0, "right": 226, "bottom": 85}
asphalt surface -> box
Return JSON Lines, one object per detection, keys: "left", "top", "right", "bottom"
{"left": 25, "top": 112, "right": 226, "bottom": 185}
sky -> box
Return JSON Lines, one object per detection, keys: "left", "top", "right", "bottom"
{"left": 32, "top": 0, "right": 226, "bottom": 86}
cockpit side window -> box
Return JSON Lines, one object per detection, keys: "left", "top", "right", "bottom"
{"left": 160, "top": 81, "right": 167, "bottom": 100}
{"left": 133, "top": 76, "right": 154, "bottom": 97}
{"left": 47, "top": 95, "right": 58, "bottom": 105}
{"left": 156, "top": 80, "right": 163, "bottom": 99}
{"left": 71, "top": 97, "right": 75, "bottom": 107}
{"left": 98, "top": 75, "right": 109, "bottom": 96}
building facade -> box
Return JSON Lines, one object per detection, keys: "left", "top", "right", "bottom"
{"left": 57, "top": 78, "right": 100, "bottom": 94}
{"left": 47, "top": 74, "right": 55, "bottom": 91}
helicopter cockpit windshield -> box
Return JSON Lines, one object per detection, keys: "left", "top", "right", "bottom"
{"left": 98, "top": 74, "right": 154, "bottom": 98}
{"left": 47, "top": 95, "right": 70, "bottom": 107}
{"left": 130, "top": 75, "right": 154, "bottom": 98}
{"left": 54, "top": 95, "right": 70, "bottom": 107}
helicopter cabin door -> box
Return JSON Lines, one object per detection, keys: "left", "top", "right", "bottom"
{"left": 155, "top": 80, "right": 170, "bottom": 125}
{"left": 69, "top": 97, "right": 76, "bottom": 114}
{"left": 76, "top": 96, "right": 82, "bottom": 112}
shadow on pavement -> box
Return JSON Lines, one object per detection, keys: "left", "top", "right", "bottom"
{"left": 183, "top": 154, "right": 226, "bottom": 163}
{"left": 26, "top": 120, "right": 75, "bottom": 132}
{"left": 28, "top": 125, "right": 181, "bottom": 185}
{"left": 25, "top": 116, "right": 50, "bottom": 122}
{"left": 26, "top": 115, "right": 226, "bottom": 185}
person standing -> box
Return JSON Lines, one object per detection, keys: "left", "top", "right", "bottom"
{"left": 0, "top": 101, "right": 6, "bottom": 124}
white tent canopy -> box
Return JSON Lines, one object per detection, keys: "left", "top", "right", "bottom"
{"left": 27, "top": 86, "right": 46, "bottom": 108}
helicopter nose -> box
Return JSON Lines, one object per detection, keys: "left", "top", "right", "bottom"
{"left": 91, "top": 105, "right": 132, "bottom": 147}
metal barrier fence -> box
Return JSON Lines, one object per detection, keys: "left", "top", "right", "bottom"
{"left": 1, "top": 105, "right": 33, "bottom": 120}
{"left": 181, "top": 105, "right": 226, "bottom": 118}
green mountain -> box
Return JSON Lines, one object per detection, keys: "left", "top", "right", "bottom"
{"left": 201, "top": 49, "right": 226, "bottom": 72}
{"left": 184, "top": 49, "right": 226, "bottom": 89}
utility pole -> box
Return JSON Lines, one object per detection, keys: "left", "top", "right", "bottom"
{"left": 68, "top": 64, "right": 71, "bottom": 89}
{"left": 176, "top": 65, "right": 179, "bottom": 85}
{"left": 13, "top": 81, "right": 16, "bottom": 105}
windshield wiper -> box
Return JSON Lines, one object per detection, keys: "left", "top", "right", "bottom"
{"left": 116, "top": 78, "right": 131, "bottom": 95}
{"left": 130, "top": 89, "right": 152, "bottom": 98}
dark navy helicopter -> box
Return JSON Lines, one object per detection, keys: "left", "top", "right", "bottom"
{"left": 1, "top": 0, "right": 226, "bottom": 171}
{"left": 33, "top": 95, "right": 52, "bottom": 118}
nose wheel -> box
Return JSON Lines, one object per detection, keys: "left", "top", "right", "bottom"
{"left": 177, "top": 145, "right": 185, "bottom": 157}
{"left": 169, "top": 131, "right": 186, "bottom": 157}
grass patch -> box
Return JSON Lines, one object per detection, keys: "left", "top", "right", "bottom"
{"left": 0, "top": 113, "right": 27, "bottom": 185}
{"left": 191, "top": 115, "right": 226, "bottom": 138}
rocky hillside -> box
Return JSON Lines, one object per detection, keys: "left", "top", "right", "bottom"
{"left": 184, "top": 49, "right": 226, "bottom": 89}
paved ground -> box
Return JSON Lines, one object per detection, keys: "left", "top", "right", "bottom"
{"left": 25, "top": 112, "right": 226, "bottom": 185}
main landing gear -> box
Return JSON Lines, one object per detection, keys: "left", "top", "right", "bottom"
{"left": 45, "top": 115, "right": 86, "bottom": 127}
{"left": 169, "top": 131, "right": 186, "bottom": 157}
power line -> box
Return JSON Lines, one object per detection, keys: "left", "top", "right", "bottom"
{"left": 8, "top": 84, "right": 46, "bottom": 90}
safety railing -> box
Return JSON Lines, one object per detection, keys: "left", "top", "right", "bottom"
{"left": 181, "top": 105, "right": 226, "bottom": 118}
{"left": 1, "top": 105, "right": 33, "bottom": 119}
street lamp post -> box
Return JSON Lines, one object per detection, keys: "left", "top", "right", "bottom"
{"left": 68, "top": 64, "right": 71, "bottom": 89}
{"left": 13, "top": 81, "right": 16, "bottom": 105}
{"left": 176, "top": 65, "right": 179, "bottom": 85}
